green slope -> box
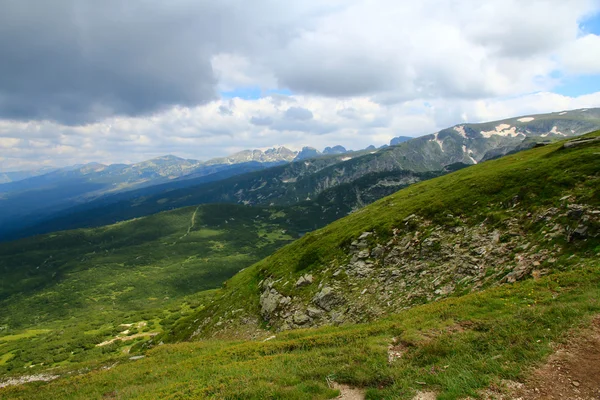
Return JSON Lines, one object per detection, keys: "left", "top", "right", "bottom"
{"left": 169, "top": 132, "right": 600, "bottom": 339}
{"left": 0, "top": 203, "right": 308, "bottom": 376}
{"left": 3, "top": 259, "right": 600, "bottom": 399}
{"left": 1, "top": 133, "right": 599, "bottom": 399}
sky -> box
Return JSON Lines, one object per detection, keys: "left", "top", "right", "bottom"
{"left": 1, "top": 0, "right": 600, "bottom": 171}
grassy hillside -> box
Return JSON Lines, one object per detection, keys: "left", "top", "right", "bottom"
{"left": 169, "top": 131, "right": 600, "bottom": 340}
{"left": 0, "top": 202, "right": 312, "bottom": 376}
{"left": 0, "top": 132, "right": 598, "bottom": 399}
{"left": 3, "top": 262, "right": 599, "bottom": 399}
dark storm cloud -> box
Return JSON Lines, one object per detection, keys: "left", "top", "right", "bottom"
{"left": 0, "top": 0, "right": 271, "bottom": 124}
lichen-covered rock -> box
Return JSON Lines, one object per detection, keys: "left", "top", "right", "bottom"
{"left": 295, "top": 274, "right": 314, "bottom": 287}
{"left": 313, "top": 286, "right": 342, "bottom": 311}
{"left": 292, "top": 311, "right": 310, "bottom": 325}
{"left": 259, "top": 289, "right": 290, "bottom": 319}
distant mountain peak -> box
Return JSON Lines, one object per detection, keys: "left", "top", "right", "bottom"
{"left": 390, "top": 136, "right": 413, "bottom": 146}
{"left": 294, "top": 146, "right": 322, "bottom": 161}
{"left": 323, "top": 145, "right": 348, "bottom": 155}
{"left": 205, "top": 147, "right": 298, "bottom": 166}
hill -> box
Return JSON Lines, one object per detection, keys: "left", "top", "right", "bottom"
{"left": 0, "top": 201, "right": 324, "bottom": 377}
{"left": 1, "top": 133, "right": 599, "bottom": 399}
{"left": 167, "top": 131, "right": 600, "bottom": 339}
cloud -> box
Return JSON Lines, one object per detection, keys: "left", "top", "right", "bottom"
{"left": 1, "top": 1, "right": 600, "bottom": 169}
{"left": 561, "top": 34, "right": 600, "bottom": 74}
{"left": 284, "top": 107, "right": 314, "bottom": 120}
{"left": 250, "top": 116, "right": 274, "bottom": 126}
{"left": 2, "top": 91, "right": 600, "bottom": 171}
{"left": 2, "top": 0, "right": 599, "bottom": 125}
{"left": 219, "top": 105, "right": 234, "bottom": 116}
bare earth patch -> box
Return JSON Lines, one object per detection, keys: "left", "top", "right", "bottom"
{"left": 331, "top": 382, "right": 365, "bottom": 400}
{"left": 96, "top": 331, "right": 158, "bottom": 347}
{"left": 412, "top": 391, "right": 437, "bottom": 400}
{"left": 0, "top": 374, "right": 59, "bottom": 389}
{"left": 513, "top": 315, "right": 600, "bottom": 400}
{"left": 473, "top": 315, "right": 600, "bottom": 400}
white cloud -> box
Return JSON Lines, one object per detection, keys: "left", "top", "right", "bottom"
{"left": 1, "top": 91, "right": 600, "bottom": 171}
{"left": 1, "top": 1, "right": 600, "bottom": 170}
{"left": 561, "top": 34, "right": 600, "bottom": 74}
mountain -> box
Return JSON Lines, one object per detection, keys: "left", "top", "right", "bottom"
{"left": 3, "top": 108, "right": 600, "bottom": 242}
{"left": 322, "top": 145, "right": 348, "bottom": 155}
{"left": 203, "top": 146, "right": 297, "bottom": 165}
{"left": 389, "top": 135, "right": 412, "bottom": 145}
{"left": 0, "top": 167, "right": 57, "bottom": 184}
{"left": 3, "top": 132, "right": 599, "bottom": 399}
{"left": 168, "top": 131, "right": 600, "bottom": 339}
{"left": 0, "top": 149, "right": 297, "bottom": 238}
{"left": 294, "top": 146, "right": 322, "bottom": 160}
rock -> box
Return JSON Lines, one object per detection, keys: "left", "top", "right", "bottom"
{"left": 347, "top": 260, "right": 372, "bottom": 277}
{"left": 313, "top": 286, "right": 342, "bottom": 311}
{"left": 330, "top": 311, "right": 346, "bottom": 325}
{"left": 358, "top": 232, "right": 373, "bottom": 240}
{"left": 259, "top": 289, "right": 290, "bottom": 319}
{"left": 563, "top": 136, "right": 600, "bottom": 148}
{"left": 357, "top": 241, "right": 369, "bottom": 249}
{"left": 403, "top": 214, "right": 417, "bottom": 222}
{"left": 434, "top": 285, "right": 455, "bottom": 296}
{"left": 357, "top": 250, "right": 370, "bottom": 259}
{"left": 491, "top": 231, "right": 501, "bottom": 244}
{"left": 371, "top": 245, "right": 385, "bottom": 258}
{"left": 292, "top": 311, "right": 310, "bottom": 325}
{"left": 567, "top": 205, "right": 584, "bottom": 220}
{"left": 295, "top": 274, "right": 314, "bottom": 287}
{"left": 568, "top": 224, "right": 589, "bottom": 241}
{"left": 306, "top": 306, "right": 324, "bottom": 318}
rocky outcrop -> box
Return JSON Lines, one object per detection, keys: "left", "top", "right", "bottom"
{"left": 253, "top": 197, "right": 599, "bottom": 331}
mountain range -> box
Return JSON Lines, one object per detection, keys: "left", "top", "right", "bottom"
{"left": 1, "top": 128, "right": 599, "bottom": 399}
{"left": 1, "top": 107, "right": 599, "bottom": 242}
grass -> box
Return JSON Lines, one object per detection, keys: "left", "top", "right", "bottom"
{"left": 0, "top": 203, "right": 301, "bottom": 376}
{"left": 174, "top": 131, "right": 600, "bottom": 339}
{"left": 0, "top": 330, "right": 50, "bottom": 343}
{"left": 0, "top": 132, "right": 599, "bottom": 398}
{"left": 2, "top": 263, "right": 599, "bottom": 399}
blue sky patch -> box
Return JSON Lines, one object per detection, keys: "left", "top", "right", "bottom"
{"left": 554, "top": 74, "right": 600, "bottom": 97}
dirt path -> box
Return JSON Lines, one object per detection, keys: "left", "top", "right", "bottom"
{"left": 512, "top": 315, "right": 600, "bottom": 400}
{"left": 180, "top": 205, "right": 200, "bottom": 239}
{"left": 476, "top": 315, "right": 600, "bottom": 400}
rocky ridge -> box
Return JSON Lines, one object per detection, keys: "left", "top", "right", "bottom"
{"left": 197, "top": 194, "right": 599, "bottom": 335}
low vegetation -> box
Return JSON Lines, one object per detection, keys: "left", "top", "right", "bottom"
{"left": 0, "top": 203, "right": 300, "bottom": 376}
{"left": 1, "top": 132, "right": 599, "bottom": 399}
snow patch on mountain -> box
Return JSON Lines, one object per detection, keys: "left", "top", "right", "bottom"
{"left": 453, "top": 125, "right": 467, "bottom": 138}
{"left": 430, "top": 132, "right": 444, "bottom": 150}
{"left": 517, "top": 117, "right": 535, "bottom": 123}
{"left": 541, "top": 126, "right": 566, "bottom": 137}
{"left": 480, "top": 124, "right": 520, "bottom": 138}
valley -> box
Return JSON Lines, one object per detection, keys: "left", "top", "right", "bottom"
{"left": 1, "top": 130, "right": 598, "bottom": 399}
